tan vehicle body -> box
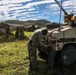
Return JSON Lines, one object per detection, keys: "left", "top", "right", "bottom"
{"left": 47, "top": 26, "right": 76, "bottom": 51}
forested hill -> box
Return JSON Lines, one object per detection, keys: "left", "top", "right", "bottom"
{"left": 2, "top": 19, "right": 51, "bottom": 26}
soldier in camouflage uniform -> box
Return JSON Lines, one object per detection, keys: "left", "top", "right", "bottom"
{"left": 28, "top": 28, "right": 49, "bottom": 71}
{"left": 15, "top": 27, "right": 19, "bottom": 39}
{"left": 6, "top": 25, "right": 10, "bottom": 38}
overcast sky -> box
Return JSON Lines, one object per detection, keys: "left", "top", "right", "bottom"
{"left": 0, "top": 0, "right": 76, "bottom": 23}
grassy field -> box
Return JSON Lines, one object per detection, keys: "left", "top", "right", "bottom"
{"left": 0, "top": 31, "right": 76, "bottom": 75}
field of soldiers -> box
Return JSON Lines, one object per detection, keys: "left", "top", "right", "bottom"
{"left": 0, "top": 27, "right": 76, "bottom": 75}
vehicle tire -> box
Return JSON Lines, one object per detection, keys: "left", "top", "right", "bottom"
{"left": 38, "top": 46, "right": 47, "bottom": 60}
{"left": 38, "top": 52, "right": 47, "bottom": 60}
{"left": 61, "top": 46, "right": 76, "bottom": 66}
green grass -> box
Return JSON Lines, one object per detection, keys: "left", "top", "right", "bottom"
{"left": 0, "top": 31, "right": 76, "bottom": 75}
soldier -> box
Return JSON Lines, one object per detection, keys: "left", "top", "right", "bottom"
{"left": 15, "top": 27, "right": 19, "bottom": 39}
{"left": 28, "top": 28, "right": 50, "bottom": 71}
{"left": 6, "top": 25, "right": 10, "bottom": 38}
{"left": 19, "top": 28, "right": 25, "bottom": 39}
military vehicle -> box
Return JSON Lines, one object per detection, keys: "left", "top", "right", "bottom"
{"left": 38, "top": 0, "right": 76, "bottom": 67}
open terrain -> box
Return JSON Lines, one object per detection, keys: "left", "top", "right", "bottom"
{"left": 0, "top": 31, "right": 76, "bottom": 75}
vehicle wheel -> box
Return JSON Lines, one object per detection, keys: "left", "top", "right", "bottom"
{"left": 38, "top": 46, "right": 47, "bottom": 60}
{"left": 61, "top": 46, "right": 76, "bottom": 66}
{"left": 38, "top": 52, "right": 47, "bottom": 60}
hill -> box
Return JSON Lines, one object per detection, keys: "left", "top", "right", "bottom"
{"left": 3, "top": 19, "right": 51, "bottom": 26}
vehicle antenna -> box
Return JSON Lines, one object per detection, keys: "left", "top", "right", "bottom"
{"left": 58, "top": 0, "right": 63, "bottom": 31}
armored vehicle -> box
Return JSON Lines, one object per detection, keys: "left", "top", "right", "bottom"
{"left": 38, "top": 0, "right": 76, "bottom": 67}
